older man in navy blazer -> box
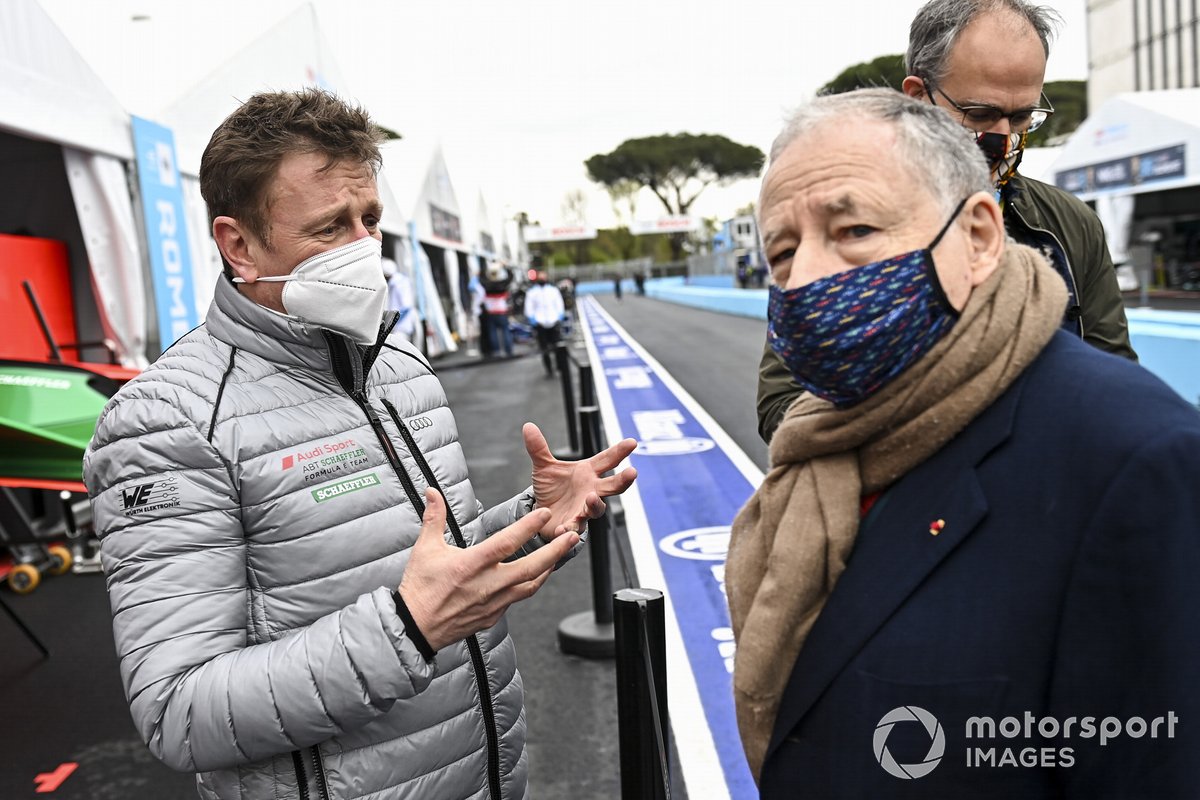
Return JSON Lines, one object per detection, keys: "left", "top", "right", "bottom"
{"left": 725, "top": 86, "right": 1200, "bottom": 799}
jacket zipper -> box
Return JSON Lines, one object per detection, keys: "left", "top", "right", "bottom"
{"left": 290, "top": 746, "right": 330, "bottom": 800}
{"left": 381, "top": 398, "right": 504, "bottom": 800}
{"left": 288, "top": 342, "right": 373, "bottom": 800}
{"left": 310, "top": 745, "right": 329, "bottom": 800}
{"left": 364, "top": 403, "right": 424, "bottom": 511}
{"left": 381, "top": 400, "right": 469, "bottom": 548}
{"left": 1007, "top": 201, "right": 1085, "bottom": 339}
{"left": 324, "top": 330, "right": 502, "bottom": 799}
{"left": 291, "top": 750, "right": 310, "bottom": 800}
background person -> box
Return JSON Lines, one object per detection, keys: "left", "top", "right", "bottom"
{"left": 557, "top": 276, "right": 577, "bottom": 325}
{"left": 728, "top": 88, "right": 1200, "bottom": 797}
{"left": 468, "top": 270, "right": 489, "bottom": 357}
{"left": 523, "top": 270, "right": 565, "bottom": 376}
{"left": 382, "top": 255, "right": 418, "bottom": 345}
{"left": 754, "top": 0, "right": 1136, "bottom": 444}
{"left": 482, "top": 261, "right": 514, "bottom": 358}
{"left": 83, "top": 88, "right": 637, "bottom": 800}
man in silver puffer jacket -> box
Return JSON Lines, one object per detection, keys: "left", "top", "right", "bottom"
{"left": 82, "top": 88, "right": 637, "bottom": 800}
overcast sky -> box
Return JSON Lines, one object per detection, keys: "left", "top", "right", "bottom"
{"left": 40, "top": 0, "right": 1089, "bottom": 232}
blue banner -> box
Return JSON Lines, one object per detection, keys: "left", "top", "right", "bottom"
{"left": 1055, "top": 143, "right": 1187, "bottom": 195}
{"left": 131, "top": 116, "right": 197, "bottom": 351}
{"left": 579, "top": 297, "right": 761, "bottom": 799}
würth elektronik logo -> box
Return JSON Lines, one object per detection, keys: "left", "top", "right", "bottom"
{"left": 121, "top": 476, "right": 180, "bottom": 516}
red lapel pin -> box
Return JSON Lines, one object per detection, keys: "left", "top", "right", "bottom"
{"left": 929, "top": 519, "right": 946, "bottom": 536}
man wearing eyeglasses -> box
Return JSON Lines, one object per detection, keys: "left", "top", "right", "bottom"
{"left": 755, "top": 0, "right": 1136, "bottom": 444}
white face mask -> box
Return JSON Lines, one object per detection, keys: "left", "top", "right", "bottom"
{"left": 234, "top": 237, "right": 387, "bottom": 345}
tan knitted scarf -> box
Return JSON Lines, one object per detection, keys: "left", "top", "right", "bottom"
{"left": 725, "top": 243, "right": 1067, "bottom": 780}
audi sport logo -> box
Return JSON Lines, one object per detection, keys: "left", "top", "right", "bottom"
{"left": 408, "top": 416, "right": 433, "bottom": 431}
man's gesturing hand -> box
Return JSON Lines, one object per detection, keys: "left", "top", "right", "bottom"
{"left": 398, "top": 488, "right": 579, "bottom": 653}
{"left": 524, "top": 422, "right": 638, "bottom": 537}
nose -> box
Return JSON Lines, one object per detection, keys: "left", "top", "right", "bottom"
{"left": 351, "top": 222, "right": 380, "bottom": 242}
{"left": 986, "top": 116, "right": 1012, "bottom": 136}
{"left": 784, "top": 242, "right": 846, "bottom": 291}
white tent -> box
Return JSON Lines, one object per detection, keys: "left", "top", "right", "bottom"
{"left": 471, "top": 190, "right": 500, "bottom": 261}
{"left": 381, "top": 140, "right": 475, "bottom": 356}
{"left": 157, "top": 2, "right": 409, "bottom": 318}
{"left": 398, "top": 143, "right": 465, "bottom": 249}
{"left": 1047, "top": 89, "right": 1200, "bottom": 271}
{"left": 0, "top": 0, "right": 147, "bottom": 366}
{"left": 1047, "top": 89, "right": 1200, "bottom": 202}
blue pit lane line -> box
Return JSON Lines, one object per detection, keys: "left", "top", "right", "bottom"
{"left": 578, "top": 296, "right": 763, "bottom": 799}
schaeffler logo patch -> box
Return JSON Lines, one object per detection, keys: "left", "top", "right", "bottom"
{"left": 121, "top": 475, "right": 181, "bottom": 516}
{"left": 283, "top": 438, "right": 370, "bottom": 484}
{"left": 312, "top": 473, "right": 380, "bottom": 503}
{"left": 875, "top": 706, "right": 945, "bottom": 779}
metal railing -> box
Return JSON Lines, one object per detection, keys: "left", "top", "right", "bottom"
{"left": 556, "top": 258, "right": 653, "bottom": 284}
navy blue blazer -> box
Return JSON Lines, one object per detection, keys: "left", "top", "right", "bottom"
{"left": 760, "top": 331, "right": 1200, "bottom": 799}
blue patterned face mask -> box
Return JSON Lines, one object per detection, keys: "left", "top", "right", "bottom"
{"left": 767, "top": 197, "right": 969, "bottom": 408}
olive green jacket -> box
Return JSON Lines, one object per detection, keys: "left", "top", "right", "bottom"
{"left": 756, "top": 172, "right": 1137, "bottom": 443}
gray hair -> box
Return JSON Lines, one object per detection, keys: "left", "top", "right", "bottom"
{"left": 765, "top": 88, "right": 992, "bottom": 215}
{"left": 905, "top": 0, "right": 1062, "bottom": 86}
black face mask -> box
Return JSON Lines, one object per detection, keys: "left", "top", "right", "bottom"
{"left": 975, "top": 131, "right": 1026, "bottom": 192}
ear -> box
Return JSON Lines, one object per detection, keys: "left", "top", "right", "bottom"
{"left": 901, "top": 75, "right": 927, "bottom": 100}
{"left": 963, "top": 191, "right": 1006, "bottom": 288}
{"left": 212, "top": 216, "right": 260, "bottom": 282}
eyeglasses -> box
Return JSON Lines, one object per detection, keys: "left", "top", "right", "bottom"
{"left": 926, "top": 83, "right": 1055, "bottom": 133}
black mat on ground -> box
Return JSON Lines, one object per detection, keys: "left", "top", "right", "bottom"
{"left": 0, "top": 573, "right": 197, "bottom": 799}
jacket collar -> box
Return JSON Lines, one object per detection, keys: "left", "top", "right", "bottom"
{"left": 763, "top": 371, "right": 1028, "bottom": 762}
{"left": 206, "top": 277, "right": 397, "bottom": 390}
{"left": 1003, "top": 171, "right": 1043, "bottom": 231}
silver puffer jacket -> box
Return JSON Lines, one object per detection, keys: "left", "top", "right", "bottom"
{"left": 84, "top": 277, "right": 546, "bottom": 799}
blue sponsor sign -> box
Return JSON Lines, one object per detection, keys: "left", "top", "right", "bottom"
{"left": 1055, "top": 143, "right": 1187, "bottom": 194}
{"left": 1092, "top": 156, "right": 1133, "bottom": 190}
{"left": 131, "top": 116, "right": 197, "bottom": 351}
{"left": 1137, "top": 144, "right": 1186, "bottom": 182}
{"left": 1056, "top": 167, "right": 1089, "bottom": 194}
{"left": 579, "top": 297, "right": 760, "bottom": 799}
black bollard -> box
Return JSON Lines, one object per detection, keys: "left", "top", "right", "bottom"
{"left": 553, "top": 341, "right": 579, "bottom": 459}
{"left": 557, "top": 407, "right": 616, "bottom": 658}
{"left": 614, "top": 588, "right": 670, "bottom": 800}
{"left": 580, "top": 408, "right": 614, "bottom": 626}
{"left": 579, "top": 362, "right": 595, "bottom": 409}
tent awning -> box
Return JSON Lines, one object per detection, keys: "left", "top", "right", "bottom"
{"left": 0, "top": 0, "right": 132, "bottom": 160}
{"left": 1046, "top": 89, "right": 1200, "bottom": 202}
{"left": 382, "top": 141, "right": 471, "bottom": 249}
{"left": 158, "top": 3, "right": 407, "bottom": 237}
